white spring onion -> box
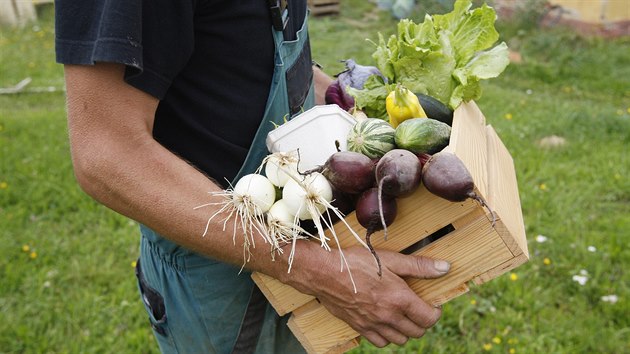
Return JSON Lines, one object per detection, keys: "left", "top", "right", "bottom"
{"left": 266, "top": 199, "right": 310, "bottom": 261}
{"left": 194, "top": 173, "right": 276, "bottom": 265}
{"left": 282, "top": 172, "right": 332, "bottom": 221}
{"left": 261, "top": 150, "right": 300, "bottom": 187}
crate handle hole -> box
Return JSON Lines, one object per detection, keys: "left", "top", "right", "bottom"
{"left": 400, "top": 224, "right": 455, "bottom": 255}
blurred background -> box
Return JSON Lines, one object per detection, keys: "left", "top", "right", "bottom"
{"left": 1, "top": 0, "right": 628, "bottom": 353}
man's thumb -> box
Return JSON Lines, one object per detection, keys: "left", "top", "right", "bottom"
{"left": 386, "top": 253, "right": 451, "bottom": 279}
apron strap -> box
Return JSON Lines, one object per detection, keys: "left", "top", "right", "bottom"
{"left": 230, "top": 285, "right": 269, "bottom": 354}
{"left": 231, "top": 4, "right": 312, "bottom": 352}
{"left": 230, "top": 1, "right": 292, "bottom": 348}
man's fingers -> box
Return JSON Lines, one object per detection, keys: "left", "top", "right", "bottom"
{"left": 380, "top": 328, "right": 409, "bottom": 346}
{"left": 363, "top": 319, "right": 428, "bottom": 348}
{"left": 392, "top": 316, "right": 428, "bottom": 339}
{"left": 406, "top": 303, "right": 443, "bottom": 329}
{"left": 362, "top": 331, "right": 389, "bottom": 348}
{"left": 365, "top": 327, "right": 408, "bottom": 347}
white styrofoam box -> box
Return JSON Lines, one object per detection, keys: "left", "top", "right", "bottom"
{"left": 266, "top": 104, "right": 357, "bottom": 171}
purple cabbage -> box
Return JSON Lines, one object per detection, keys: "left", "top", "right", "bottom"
{"left": 325, "top": 59, "right": 386, "bottom": 111}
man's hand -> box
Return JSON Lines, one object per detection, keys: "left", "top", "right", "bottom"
{"left": 283, "top": 244, "right": 450, "bottom": 347}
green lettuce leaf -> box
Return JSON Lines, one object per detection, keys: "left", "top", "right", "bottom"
{"left": 433, "top": 1, "right": 500, "bottom": 65}
{"left": 347, "top": 75, "right": 389, "bottom": 120}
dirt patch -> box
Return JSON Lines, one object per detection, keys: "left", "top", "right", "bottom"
{"left": 494, "top": 0, "right": 629, "bottom": 38}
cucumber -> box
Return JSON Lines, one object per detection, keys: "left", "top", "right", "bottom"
{"left": 394, "top": 118, "right": 451, "bottom": 155}
{"left": 416, "top": 93, "right": 454, "bottom": 126}
{"left": 347, "top": 118, "right": 396, "bottom": 159}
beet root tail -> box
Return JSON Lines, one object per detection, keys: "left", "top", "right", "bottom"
{"left": 467, "top": 191, "right": 497, "bottom": 227}
{"left": 377, "top": 177, "right": 389, "bottom": 241}
{"left": 301, "top": 165, "right": 324, "bottom": 176}
{"left": 365, "top": 229, "right": 383, "bottom": 277}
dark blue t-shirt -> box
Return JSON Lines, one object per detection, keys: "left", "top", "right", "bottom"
{"left": 55, "top": 0, "right": 306, "bottom": 184}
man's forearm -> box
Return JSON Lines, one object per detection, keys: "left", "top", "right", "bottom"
{"left": 313, "top": 65, "right": 333, "bottom": 105}
{"left": 64, "top": 63, "right": 315, "bottom": 282}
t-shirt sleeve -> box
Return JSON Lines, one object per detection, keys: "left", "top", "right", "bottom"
{"left": 54, "top": 0, "right": 195, "bottom": 99}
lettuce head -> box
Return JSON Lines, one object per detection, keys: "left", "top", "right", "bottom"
{"left": 350, "top": 0, "right": 509, "bottom": 116}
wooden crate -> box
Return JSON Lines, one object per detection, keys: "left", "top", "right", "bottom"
{"left": 252, "top": 101, "right": 529, "bottom": 353}
{"left": 308, "top": 0, "right": 340, "bottom": 16}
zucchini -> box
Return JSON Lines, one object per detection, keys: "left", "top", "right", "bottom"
{"left": 416, "top": 93, "right": 454, "bottom": 126}
{"left": 394, "top": 118, "right": 451, "bottom": 155}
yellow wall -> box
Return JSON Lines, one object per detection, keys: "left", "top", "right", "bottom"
{"left": 550, "top": 0, "right": 630, "bottom": 23}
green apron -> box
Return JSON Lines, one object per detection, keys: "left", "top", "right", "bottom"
{"left": 135, "top": 10, "right": 314, "bottom": 354}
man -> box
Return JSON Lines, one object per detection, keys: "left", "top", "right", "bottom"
{"left": 55, "top": 0, "right": 451, "bottom": 352}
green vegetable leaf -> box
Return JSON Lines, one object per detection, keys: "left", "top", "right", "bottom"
{"left": 372, "top": 33, "right": 397, "bottom": 81}
{"left": 450, "top": 41, "right": 510, "bottom": 107}
{"left": 347, "top": 76, "right": 389, "bottom": 120}
{"left": 395, "top": 51, "right": 456, "bottom": 105}
{"left": 455, "top": 42, "right": 510, "bottom": 81}
{"left": 433, "top": 1, "right": 500, "bottom": 65}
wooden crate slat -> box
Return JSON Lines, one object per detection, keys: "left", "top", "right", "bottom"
{"left": 308, "top": 0, "right": 340, "bottom": 16}
{"left": 311, "top": 5, "right": 340, "bottom": 15}
{"left": 451, "top": 202, "right": 485, "bottom": 229}
{"left": 309, "top": 0, "right": 339, "bottom": 4}
{"left": 251, "top": 272, "right": 313, "bottom": 316}
{"left": 288, "top": 301, "right": 360, "bottom": 354}
{"left": 448, "top": 101, "right": 489, "bottom": 198}
{"left": 406, "top": 215, "right": 515, "bottom": 305}
{"left": 334, "top": 189, "right": 478, "bottom": 250}
{"left": 485, "top": 125, "right": 529, "bottom": 258}
{"left": 472, "top": 253, "right": 530, "bottom": 285}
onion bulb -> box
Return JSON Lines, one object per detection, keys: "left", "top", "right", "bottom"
{"left": 267, "top": 199, "right": 296, "bottom": 226}
{"left": 233, "top": 173, "right": 276, "bottom": 214}
{"left": 194, "top": 173, "right": 276, "bottom": 265}
{"left": 282, "top": 172, "right": 333, "bottom": 220}
{"left": 266, "top": 199, "right": 309, "bottom": 264}
{"left": 262, "top": 151, "right": 299, "bottom": 187}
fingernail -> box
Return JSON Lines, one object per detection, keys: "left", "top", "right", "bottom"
{"left": 434, "top": 260, "right": 451, "bottom": 274}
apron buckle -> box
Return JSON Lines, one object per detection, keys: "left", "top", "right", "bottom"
{"left": 268, "top": 0, "right": 288, "bottom": 31}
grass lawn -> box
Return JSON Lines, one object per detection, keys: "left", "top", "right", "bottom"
{"left": 1, "top": 2, "right": 629, "bottom": 353}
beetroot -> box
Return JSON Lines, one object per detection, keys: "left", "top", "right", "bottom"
{"left": 375, "top": 149, "right": 423, "bottom": 198}
{"left": 372, "top": 148, "right": 422, "bottom": 244}
{"left": 325, "top": 81, "right": 355, "bottom": 111}
{"left": 417, "top": 152, "right": 432, "bottom": 169}
{"left": 305, "top": 151, "right": 375, "bottom": 195}
{"left": 355, "top": 187, "right": 397, "bottom": 276}
{"left": 422, "top": 151, "right": 496, "bottom": 225}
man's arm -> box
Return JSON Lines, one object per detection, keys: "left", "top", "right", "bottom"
{"left": 313, "top": 64, "right": 333, "bottom": 105}
{"left": 64, "top": 62, "right": 449, "bottom": 347}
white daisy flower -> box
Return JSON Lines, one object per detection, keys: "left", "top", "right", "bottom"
{"left": 601, "top": 295, "right": 619, "bottom": 304}
{"left": 572, "top": 275, "right": 588, "bottom": 285}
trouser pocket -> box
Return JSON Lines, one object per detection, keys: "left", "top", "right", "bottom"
{"left": 135, "top": 259, "right": 169, "bottom": 337}
{"left": 285, "top": 39, "right": 313, "bottom": 116}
